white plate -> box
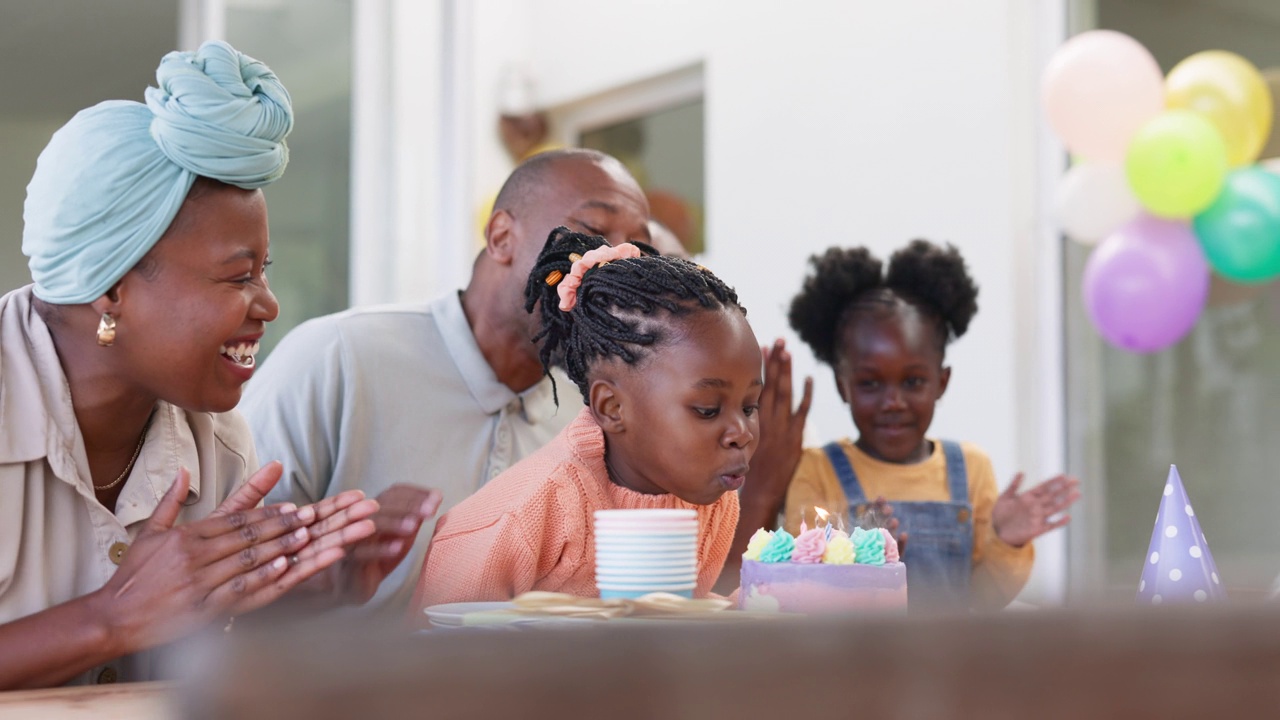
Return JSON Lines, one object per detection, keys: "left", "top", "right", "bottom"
{"left": 596, "top": 543, "right": 697, "bottom": 551}
{"left": 594, "top": 518, "right": 699, "bottom": 527}
{"left": 594, "top": 527, "right": 698, "bottom": 535}
{"left": 596, "top": 548, "right": 696, "bottom": 557}
{"left": 595, "top": 509, "right": 697, "bottom": 521}
{"left": 597, "top": 543, "right": 696, "bottom": 548}
{"left": 595, "top": 515, "right": 697, "bottom": 523}
{"left": 423, "top": 601, "right": 514, "bottom": 627}
{"left": 594, "top": 525, "right": 699, "bottom": 534}
{"left": 593, "top": 548, "right": 696, "bottom": 561}
{"left": 595, "top": 537, "right": 696, "bottom": 547}
{"left": 591, "top": 561, "right": 696, "bottom": 571}
{"left": 595, "top": 536, "right": 697, "bottom": 545}
{"left": 596, "top": 553, "right": 698, "bottom": 564}
{"left": 596, "top": 574, "right": 699, "bottom": 584}
{"left": 596, "top": 581, "right": 697, "bottom": 591}
{"left": 598, "top": 564, "right": 697, "bottom": 573}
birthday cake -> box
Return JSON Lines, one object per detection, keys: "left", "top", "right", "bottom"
{"left": 739, "top": 525, "right": 907, "bottom": 614}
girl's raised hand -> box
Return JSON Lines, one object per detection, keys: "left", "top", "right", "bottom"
{"left": 741, "top": 339, "right": 813, "bottom": 513}
{"left": 991, "top": 473, "right": 1081, "bottom": 547}
{"left": 90, "top": 464, "right": 378, "bottom": 653}
{"left": 719, "top": 339, "right": 813, "bottom": 593}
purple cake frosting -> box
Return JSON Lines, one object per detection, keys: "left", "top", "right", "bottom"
{"left": 739, "top": 559, "right": 908, "bottom": 614}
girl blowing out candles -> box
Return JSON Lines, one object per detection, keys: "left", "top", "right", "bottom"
{"left": 411, "top": 228, "right": 762, "bottom": 611}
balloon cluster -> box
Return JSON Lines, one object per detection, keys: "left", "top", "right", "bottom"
{"left": 1043, "top": 30, "right": 1278, "bottom": 353}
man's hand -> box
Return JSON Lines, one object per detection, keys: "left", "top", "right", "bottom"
{"left": 324, "top": 485, "right": 443, "bottom": 606}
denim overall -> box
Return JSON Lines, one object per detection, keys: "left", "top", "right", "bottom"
{"left": 822, "top": 440, "right": 973, "bottom": 610}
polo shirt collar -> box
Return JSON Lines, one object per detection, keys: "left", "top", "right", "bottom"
{"left": 434, "top": 290, "right": 564, "bottom": 424}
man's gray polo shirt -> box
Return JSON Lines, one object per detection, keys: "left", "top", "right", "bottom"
{"left": 240, "top": 291, "right": 576, "bottom": 612}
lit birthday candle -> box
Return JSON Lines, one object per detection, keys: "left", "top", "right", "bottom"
{"left": 814, "top": 506, "right": 832, "bottom": 541}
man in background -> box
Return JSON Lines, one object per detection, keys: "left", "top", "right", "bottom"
{"left": 241, "top": 149, "right": 652, "bottom": 613}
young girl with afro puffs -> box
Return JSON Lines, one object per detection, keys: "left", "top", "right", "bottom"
{"left": 771, "top": 241, "right": 1080, "bottom": 611}
{"left": 410, "top": 228, "right": 762, "bottom": 610}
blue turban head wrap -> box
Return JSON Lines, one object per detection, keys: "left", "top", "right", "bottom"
{"left": 22, "top": 40, "right": 293, "bottom": 304}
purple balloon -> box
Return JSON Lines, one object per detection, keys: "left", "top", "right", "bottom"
{"left": 1083, "top": 214, "right": 1209, "bottom": 353}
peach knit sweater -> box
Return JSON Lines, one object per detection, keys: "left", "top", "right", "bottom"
{"left": 411, "top": 408, "right": 739, "bottom": 615}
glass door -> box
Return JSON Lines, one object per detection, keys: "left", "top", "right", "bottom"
{"left": 1069, "top": 0, "right": 1280, "bottom": 601}
{"left": 218, "top": 0, "right": 354, "bottom": 357}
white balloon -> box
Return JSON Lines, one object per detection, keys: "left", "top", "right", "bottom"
{"left": 1053, "top": 162, "right": 1142, "bottom": 244}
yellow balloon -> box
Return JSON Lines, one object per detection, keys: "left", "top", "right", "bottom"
{"left": 1166, "top": 50, "right": 1273, "bottom": 167}
{"left": 1260, "top": 68, "right": 1280, "bottom": 160}
{"left": 475, "top": 191, "right": 497, "bottom": 251}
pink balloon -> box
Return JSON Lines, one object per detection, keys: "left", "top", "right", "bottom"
{"left": 1043, "top": 30, "right": 1165, "bottom": 162}
{"left": 1083, "top": 215, "right": 1209, "bottom": 353}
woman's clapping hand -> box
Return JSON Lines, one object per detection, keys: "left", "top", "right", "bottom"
{"left": 89, "top": 462, "right": 378, "bottom": 653}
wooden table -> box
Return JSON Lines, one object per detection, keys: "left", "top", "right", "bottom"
{"left": 11, "top": 603, "right": 1280, "bottom": 718}
{"left": 179, "top": 603, "right": 1280, "bottom": 719}
{"left": 0, "top": 681, "right": 173, "bottom": 720}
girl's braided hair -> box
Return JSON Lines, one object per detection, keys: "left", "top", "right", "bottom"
{"left": 524, "top": 227, "right": 745, "bottom": 404}
{"left": 788, "top": 240, "right": 979, "bottom": 365}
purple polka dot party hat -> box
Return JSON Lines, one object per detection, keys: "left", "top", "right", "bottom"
{"left": 1137, "top": 465, "right": 1225, "bottom": 605}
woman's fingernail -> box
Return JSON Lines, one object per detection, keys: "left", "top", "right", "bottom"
{"left": 294, "top": 527, "right": 309, "bottom": 542}
{"left": 272, "top": 556, "right": 287, "bottom": 570}
{"left": 297, "top": 506, "right": 316, "bottom": 523}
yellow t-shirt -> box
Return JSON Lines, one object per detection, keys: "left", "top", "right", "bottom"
{"left": 784, "top": 438, "right": 1034, "bottom": 611}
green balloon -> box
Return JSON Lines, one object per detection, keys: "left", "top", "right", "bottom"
{"left": 1193, "top": 167, "right": 1280, "bottom": 283}
{"left": 1126, "top": 110, "right": 1228, "bottom": 218}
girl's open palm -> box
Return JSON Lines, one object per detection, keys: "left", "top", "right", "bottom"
{"left": 742, "top": 339, "right": 813, "bottom": 509}
{"left": 991, "top": 473, "right": 1081, "bottom": 547}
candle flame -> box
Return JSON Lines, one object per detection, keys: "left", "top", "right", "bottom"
{"left": 814, "top": 507, "right": 830, "bottom": 524}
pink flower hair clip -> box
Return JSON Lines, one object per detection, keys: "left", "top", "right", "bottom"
{"left": 556, "top": 243, "right": 643, "bottom": 311}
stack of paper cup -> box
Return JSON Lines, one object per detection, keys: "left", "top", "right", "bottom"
{"left": 594, "top": 509, "right": 699, "bottom": 599}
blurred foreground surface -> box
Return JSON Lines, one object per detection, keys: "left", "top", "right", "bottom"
{"left": 168, "top": 603, "right": 1280, "bottom": 719}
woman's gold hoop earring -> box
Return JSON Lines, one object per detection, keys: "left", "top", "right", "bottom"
{"left": 97, "top": 314, "right": 117, "bottom": 347}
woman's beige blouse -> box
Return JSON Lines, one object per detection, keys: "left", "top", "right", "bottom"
{"left": 0, "top": 285, "right": 255, "bottom": 686}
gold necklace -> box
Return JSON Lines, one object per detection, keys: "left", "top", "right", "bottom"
{"left": 94, "top": 415, "right": 152, "bottom": 491}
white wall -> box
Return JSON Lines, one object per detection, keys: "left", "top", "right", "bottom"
{"left": 457, "top": 0, "right": 1070, "bottom": 601}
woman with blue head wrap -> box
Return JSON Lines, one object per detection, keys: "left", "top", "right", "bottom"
{"left": 0, "top": 41, "right": 384, "bottom": 690}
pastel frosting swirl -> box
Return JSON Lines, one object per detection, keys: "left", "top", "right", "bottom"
{"left": 880, "top": 528, "right": 900, "bottom": 563}
{"left": 852, "top": 527, "right": 886, "bottom": 566}
{"left": 759, "top": 529, "right": 796, "bottom": 563}
{"left": 822, "top": 531, "right": 855, "bottom": 565}
{"left": 792, "top": 528, "right": 827, "bottom": 563}
{"left": 743, "top": 528, "right": 774, "bottom": 561}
